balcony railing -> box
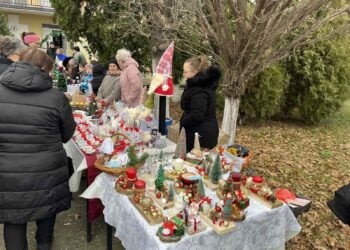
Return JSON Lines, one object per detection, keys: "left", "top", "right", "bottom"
{"left": 0, "top": 0, "right": 53, "bottom": 12}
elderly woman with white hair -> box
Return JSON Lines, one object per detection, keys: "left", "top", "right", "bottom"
{"left": 116, "top": 48, "right": 143, "bottom": 108}
{"left": 0, "top": 36, "right": 25, "bottom": 75}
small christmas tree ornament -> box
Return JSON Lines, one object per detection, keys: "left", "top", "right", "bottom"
{"left": 168, "top": 183, "right": 175, "bottom": 202}
{"left": 198, "top": 178, "right": 206, "bottom": 198}
{"left": 210, "top": 154, "right": 223, "bottom": 184}
{"left": 174, "top": 128, "right": 187, "bottom": 159}
{"left": 155, "top": 163, "right": 165, "bottom": 192}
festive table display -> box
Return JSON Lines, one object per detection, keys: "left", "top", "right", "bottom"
{"left": 72, "top": 113, "right": 103, "bottom": 155}
{"left": 130, "top": 194, "right": 164, "bottom": 225}
{"left": 71, "top": 93, "right": 298, "bottom": 245}
{"left": 164, "top": 158, "right": 186, "bottom": 181}
{"left": 202, "top": 153, "right": 223, "bottom": 190}
{"left": 242, "top": 176, "right": 283, "bottom": 209}
{"left": 148, "top": 162, "right": 175, "bottom": 210}
{"left": 115, "top": 167, "right": 147, "bottom": 196}
{"left": 156, "top": 216, "right": 185, "bottom": 242}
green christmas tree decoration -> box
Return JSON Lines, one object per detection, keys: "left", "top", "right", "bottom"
{"left": 127, "top": 146, "right": 149, "bottom": 167}
{"left": 168, "top": 183, "right": 175, "bottom": 201}
{"left": 53, "top": 68, "right": 67, "bottom": 92}
{"left": 155, "top": 164, "right": 165, "bottom": 192}
{"left": 210, "top": 153, "right": 223, "bottom": 184}
{"left": 88, "top": 100, "right": 98, "bottom": 116}
{"left": 198, "top": 178, "right": 206, "bottom": 197}
{"left": 174, "top": 128, "right": 187, "bottom": 159}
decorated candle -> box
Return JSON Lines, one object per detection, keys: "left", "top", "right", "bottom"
{"left": 126, "top": 168, "right": 137, "bottom": 182}
{"left": 134, "top": 179, "right": 146, "bottom": 195}
{"left": 231, "top": 173, "right": 242, "bottom": 191}
{"left": 251, "top": 176, "right": 264, "bottom": 193}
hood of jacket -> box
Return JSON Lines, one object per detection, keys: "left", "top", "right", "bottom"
{"left": 186, "top": 65, "right": 221, "bottom": 90}
{"left": 122, "top": 57, "right": 139, "bottom": 71}
{"left": 0, "top": 56, "right": 13, "bottom": 66}
{"left": 0, "top": 61, "right": 52, "bottom": 92}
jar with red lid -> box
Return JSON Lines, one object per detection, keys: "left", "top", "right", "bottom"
{"left": 250, "top": 176, "right": 264, "bottom": 193}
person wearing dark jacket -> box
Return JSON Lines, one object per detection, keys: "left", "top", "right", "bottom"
{"left": 0, "top": 48, "right": 76, "bottom": 250}
{"left": 91, "top": 63, "right": 105, "bottom": 94}
{"left": 180, "top": 55, "right": 221, "bottom": 152}
{"left": 0, "top": 36, "right": 25, "bottom": 75}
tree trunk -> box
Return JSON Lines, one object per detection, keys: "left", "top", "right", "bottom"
{"left": 221, "top": 96, "right": 240, "bottom": 146}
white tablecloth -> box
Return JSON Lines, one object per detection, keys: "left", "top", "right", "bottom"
{"left": 81, "top": 173, "right": 301, "bottom": 250}
{"left": 64, "top": 139, "right": 88, "bottom": 192}
{"left": 65, "top": 138, "right": 176, "bottom": 192}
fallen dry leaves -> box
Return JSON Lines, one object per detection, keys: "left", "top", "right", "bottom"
{"left": 170, "top": 99, "right": 350, "bottom": 249}
{"left": 234, "top": 101, "right": 350, "bottom": 249}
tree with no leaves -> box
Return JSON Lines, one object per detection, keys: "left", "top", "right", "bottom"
{"left": 147, "top": 0, "right": 350, "bottom": 144}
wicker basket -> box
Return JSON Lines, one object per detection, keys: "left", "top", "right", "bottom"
{"left": 94, "top": 159, "right": 145, "bottom": 176}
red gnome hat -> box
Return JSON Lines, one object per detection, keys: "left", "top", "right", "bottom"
{"left": 148, "top": 42, "right": 174, "bottom": 97}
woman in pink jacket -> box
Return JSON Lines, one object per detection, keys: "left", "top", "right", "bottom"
{"left": 116, "top": 49, "right": 143, "bottom": 108}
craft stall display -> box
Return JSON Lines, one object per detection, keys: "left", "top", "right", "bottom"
{"left": 130, "top": 194, "right": 164, "bottom": 225}
{"left": 72, "top": 113, "right": 103, "bottom": 155}
{"left": 242, "top": 176, "right": 283, "bottom": 209}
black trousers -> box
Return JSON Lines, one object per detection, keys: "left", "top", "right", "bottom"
{"left": 3, "top": 215, "right": 56, "bottom": 250}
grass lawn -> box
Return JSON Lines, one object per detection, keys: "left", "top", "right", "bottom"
{"left": 171, "top": 98, "right": 350, "bottom": 249}
{"left": 234, "top": 99, "right": 350, "bottom": 249}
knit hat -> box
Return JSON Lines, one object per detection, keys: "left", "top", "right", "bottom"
{"left": 23, "top": 34, "right": 40, "bottom": 45}
{"left": 108, "top": 59, "right": 120, "bottom": 69}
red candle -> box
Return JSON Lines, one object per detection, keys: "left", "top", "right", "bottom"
{"left": 231, "top": 173, "right": 242, "bottom": 182}
{"left": 135, "top": 180, "right": 146, "bottom": 189}
{"left": 126, "top": 168, "right": 137, "bottom": 181}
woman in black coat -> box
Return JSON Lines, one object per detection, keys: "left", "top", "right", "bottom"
{"left": 91, "top": 63, "right": 106, "bottom": 94}
{"left": 180, "top": 55, "right": 221, "bottom": 152}
{"left": 0, "top": 48, "right": 76, "bottom": 250}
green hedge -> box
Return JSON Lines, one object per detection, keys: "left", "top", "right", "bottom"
{"left": 240, "top": 64, "right": 289, "bottom": 120}
{"left": 239, "top": 36, "right": 350, "bottom": 124}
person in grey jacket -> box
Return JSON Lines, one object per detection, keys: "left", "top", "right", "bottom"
{"left": 0, "top": 36, "right": 25, "bottom": 75}
{"left": 96, "top": 59, "right": 121, "bottom": 104}
{"left": 0, "top": 48, "right": 76, "bottom": 250}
